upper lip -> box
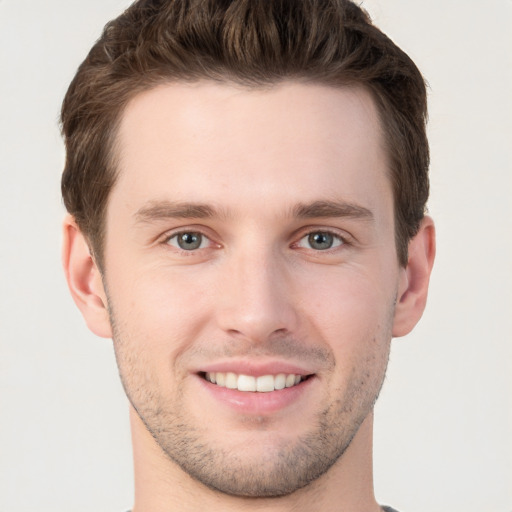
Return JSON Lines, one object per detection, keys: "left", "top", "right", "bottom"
{"left": 196, "top": 360, "right": 314, "bottom": 377}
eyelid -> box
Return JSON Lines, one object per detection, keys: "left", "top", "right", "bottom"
{"left": 292, "top": 226, "right": 353, "bottom": 246}
{"left": 155, "top": 224, "right": 353, "bottom": 253}
{"left": 166, "top": 232, "right": 210, "bottom": 250}
{"left": 297, "top": 232, "right": 344, "bottom": 250}
{"left": 159, "top": 226, "right": 221, "bottom": 250}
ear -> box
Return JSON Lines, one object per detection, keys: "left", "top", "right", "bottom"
{"left": 62, "top": 215, "right": 112, "bottom": 338}
{"left": 392, "top": 216, "right": 436, "bottom": 337}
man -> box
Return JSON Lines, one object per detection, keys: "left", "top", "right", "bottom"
{"left": 61, "top": 1, "right": 435, "bottom": 510}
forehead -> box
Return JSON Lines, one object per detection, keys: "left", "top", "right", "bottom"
{"left": 111, "top": 81, "right": 391, "bottom": 220}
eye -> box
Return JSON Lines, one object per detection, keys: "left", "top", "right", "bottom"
{"left": 166, "top": 231, "right": 210, "bottom": 251}
{"left": 297, "top": 231, "right": 345, "bottom": 251}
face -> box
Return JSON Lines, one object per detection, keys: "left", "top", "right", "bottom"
{"left": 101, "top": 81, "right": 404, "bottom": 497}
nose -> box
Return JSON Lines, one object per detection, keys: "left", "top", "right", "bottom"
{"left": 214, "top": 249, "right": 299, "bottom": 343}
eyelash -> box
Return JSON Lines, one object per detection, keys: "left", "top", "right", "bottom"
{"left": 163, "top": 230, "right": 216, "bottom": 253}
{"left": 161, "top": 227, "right": 350, "bottom": 255}
{"left": 294, "top": 229, "right": 348, "bottom": 252}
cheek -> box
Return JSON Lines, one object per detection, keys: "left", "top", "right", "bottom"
{"left": 299, "top": 265, "right": 397, "bottom": 360}
{"left": 308, "top": 273, "right": 395, "bottom": 406}
{"left": 106, "top": 262, "right": 216, "bottom": 367}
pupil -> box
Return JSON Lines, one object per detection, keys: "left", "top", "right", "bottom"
{"left": 308, "top": 232, "right": 333, "bottom": 250}
{"left": 178, "top": 232, "right": 202, "bottom": 250}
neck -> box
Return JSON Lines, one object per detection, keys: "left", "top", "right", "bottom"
{"left": 130, "top": 407, "right": 381, "bottom": 512}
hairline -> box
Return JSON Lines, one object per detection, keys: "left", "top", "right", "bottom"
{"left": 89, "top": 77, "right": 406, "bottom": 271}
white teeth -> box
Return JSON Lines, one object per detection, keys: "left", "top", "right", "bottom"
{"left": 285, "top": 374, "right": 296, "bottom": 388}
{"left": 216, "top": 372, "right": 226, "bottom": 387}
{"left": 256, "top": 375, "right": 274, "bottom": 392}
{"left": 238, "top": 374, "right": 257, "bottom": 392}
{"left": 274, "top": 373, "right": 286, "bottom": 390}
{"left": 204, "top": 372, "right": 304, "bottom": 392}
{"left": 225, "top": 372, "right": 238, "bottom": 389}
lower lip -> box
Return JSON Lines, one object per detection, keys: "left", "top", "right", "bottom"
{"left": 196, "top": 375, "right": 315, "bottom": 415}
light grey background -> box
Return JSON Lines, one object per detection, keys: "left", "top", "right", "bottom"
{"left": 0, "top": 1, "right": 510, "bottom": 511}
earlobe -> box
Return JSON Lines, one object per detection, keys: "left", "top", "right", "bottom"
{"left": 62, "top": 215, "right": 112, "bottom": 338}
{"left": 392, "top": 216, "right": 436, "bottom": 337}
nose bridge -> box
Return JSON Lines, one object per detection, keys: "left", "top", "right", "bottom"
{"left": 215, "top": 243, "right": 297, "bottom": 342}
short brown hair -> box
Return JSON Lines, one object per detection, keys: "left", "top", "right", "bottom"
{"left": 61, "top": 0, "right": 429, "bottom": 268}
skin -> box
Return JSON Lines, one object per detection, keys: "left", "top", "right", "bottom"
{"left": 63, "top": 81, "right": 435, "bottom": 512}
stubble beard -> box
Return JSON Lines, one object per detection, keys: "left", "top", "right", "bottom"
{"left": 136, "top": 386, "right": 382, "bottom": 498}
{"left": 107, "top": 299, "right": 392, "bottom": 498}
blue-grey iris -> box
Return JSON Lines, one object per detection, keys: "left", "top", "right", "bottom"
{"left": 178, "top": 232, "right": 202, "bottom": 250}
{"left": 308, "top": 232, "right": 334, "bottom": 250}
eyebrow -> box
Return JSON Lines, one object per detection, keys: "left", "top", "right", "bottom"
{"left": 134, "top": 199, "right": 374, "bottom": 224}
{"left": 292, "top": 200, "right": 374, "bottom": 221}
{"left": 134, "top": 201, "right": 219, "bottom": 223}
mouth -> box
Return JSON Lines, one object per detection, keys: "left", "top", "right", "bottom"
{"left": 200, "top": 371, "right": 311, "bottom": 392}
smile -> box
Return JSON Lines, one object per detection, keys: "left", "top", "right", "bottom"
{"left": 203, "top": 372, "right": 307, "bottom": 392}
